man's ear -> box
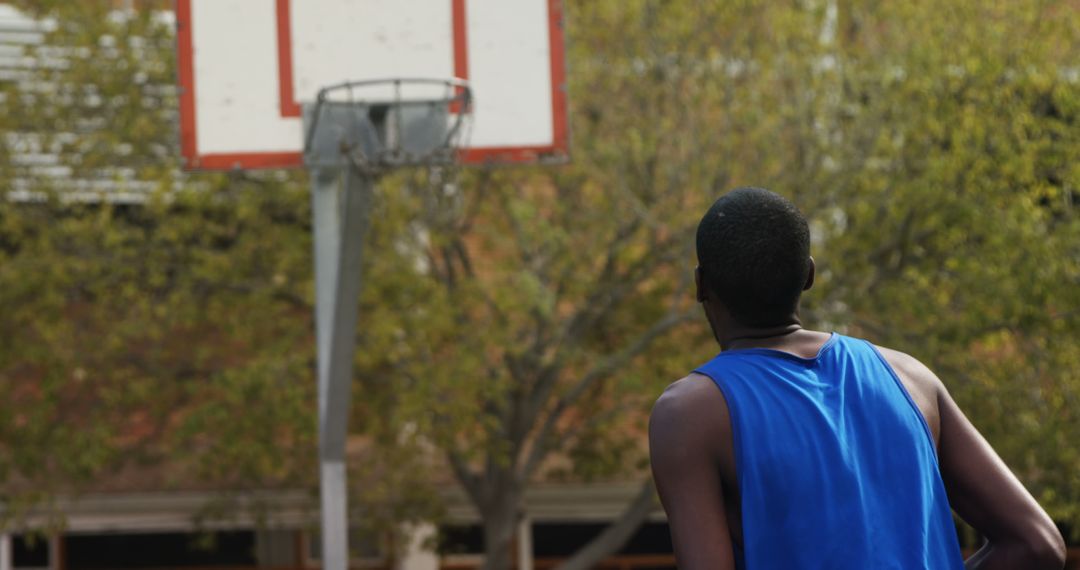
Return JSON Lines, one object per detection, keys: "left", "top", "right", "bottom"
{"left": 803, "top": 257, "right": 816, "bottom": 291}
{"left": 695, "top": 266, "right": 706, "bottom": 303}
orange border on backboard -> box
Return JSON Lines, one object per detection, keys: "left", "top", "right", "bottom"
{"left": 176, "top": 0, "right": 569, "bottom": 170}
{"left": 275, "top": 0, "right": 300, "bottom": 118}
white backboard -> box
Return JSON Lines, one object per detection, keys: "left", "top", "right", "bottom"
{"left": 177, "top": 0, "right": 568, "bottom": 170}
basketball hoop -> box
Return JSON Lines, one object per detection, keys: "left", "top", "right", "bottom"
{"left": 177, "top": 2, "right": 568, "bottom": 565}
{"left": 302, "top": 77, "right": 473, "bottom": 176}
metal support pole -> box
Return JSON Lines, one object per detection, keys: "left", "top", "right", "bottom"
{"left": 0, "top": 533, "right": 11, "bottom": 570}
{"left": 311, "top": 163, "right": 374, "bottom": 570}
{"left": 517, "top": 515, "right": 534, "bottom": 570}
{"left": 302, "top": 79, "right": 466, "bottom": 570}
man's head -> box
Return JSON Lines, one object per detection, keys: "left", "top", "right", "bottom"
{"left": 695, "top": 187, "right": 812, "bottom": 328}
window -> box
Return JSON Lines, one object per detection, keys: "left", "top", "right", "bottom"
{"left": 13, "top": 535, "right": 51, "bottom": 570}
{"left": 64, "top": 531, "right": 256, "bottom": 569}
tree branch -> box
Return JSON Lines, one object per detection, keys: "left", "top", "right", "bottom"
{"left": 512, "top": 232, "right": 684, "bottom": 469}
{"left": 541, "top": 235, "right": 684, "bottom": 388}
{"left": 447, "top": 448, "right": 484, "bottom": 508}
{"left": 522, "top": 307, "right": 695, "bottom": 478}
{"left": 552, "top": 479, "right": 658, "bottom": 570}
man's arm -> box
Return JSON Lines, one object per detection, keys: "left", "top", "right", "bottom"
{"left": 885, "top": 350, "right": 1066, "bottom": 570}
{"left": 939, "top": 382, "right": 1066, "bottom": 569}
{"left": 649, "top": 374, "right": 736, "bottom": 570}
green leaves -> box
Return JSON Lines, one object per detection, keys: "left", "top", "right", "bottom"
{"left": 0, "top": 2, "right": 320, "bottom": 512}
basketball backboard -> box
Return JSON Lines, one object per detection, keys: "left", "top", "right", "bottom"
{"left": 176, "top": 0, "right": 568, "bottom": 170}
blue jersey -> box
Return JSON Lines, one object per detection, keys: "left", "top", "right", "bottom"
{"left": 693, "top": 333, "right": 964, "bottom": 570}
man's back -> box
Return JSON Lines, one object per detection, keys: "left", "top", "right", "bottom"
{"left": 691, "top": 333, "right": 963, "bottom": 569}
{"left": 651, "top": 328, "right": 1066, "bottom": 570}
{"left": 653, "top": 188, "right": 1065, "bottom": 569}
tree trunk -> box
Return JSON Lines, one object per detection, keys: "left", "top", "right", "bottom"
{"left": 553, "top": 479, "right": 658, "bottom": 570}
{"left": 480, "top": 501, "right": 520, "bottom": 570}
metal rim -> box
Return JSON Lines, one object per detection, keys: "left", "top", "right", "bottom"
{"left": 303, "top": 77, "right": 473, "bottom": 168}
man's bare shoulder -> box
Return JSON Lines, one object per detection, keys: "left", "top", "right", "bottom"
{"left": 873, "top": 344, "right": 946, "bottom": 392}
{"left": 656, "top": 373, "right": 722, "bottom": 402}
{"left": 653, "top": 373, "right": 726, "bottom": 416}
{"left": 873, "top": 344, "right": 947, "bottom": 440}
{"left": 650, "top": 373, "right": 730, "bottom": 446}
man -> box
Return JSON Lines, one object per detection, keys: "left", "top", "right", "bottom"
{"left": 649, "top": 187, "right": 1065, "bottom": 569}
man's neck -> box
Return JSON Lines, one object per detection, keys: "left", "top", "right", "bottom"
{"left": 718, "top": 318, "right": 803, "bottom": 351}
{"left": 720, "top": 325, "right": 834, "bottom": 360}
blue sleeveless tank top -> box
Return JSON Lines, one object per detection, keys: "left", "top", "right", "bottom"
{"left": 693, "top": 333, "right": 964, "bottom": 570}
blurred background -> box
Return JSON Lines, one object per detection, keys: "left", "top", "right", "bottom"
{"left": 0, "top": 0, "right": 1077, "bottom": 569}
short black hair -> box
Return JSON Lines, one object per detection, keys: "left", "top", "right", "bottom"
{"left": 695, "top": 187, "right": 811, "bottom": 327}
